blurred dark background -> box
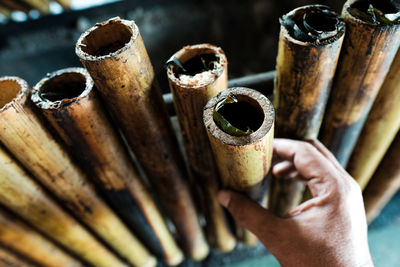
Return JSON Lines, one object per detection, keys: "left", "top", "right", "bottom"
{"left": 0, "top": 0, "right": 344, "bottom": 92}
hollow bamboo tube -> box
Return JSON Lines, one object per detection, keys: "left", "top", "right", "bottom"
{"left": 270, "top": 5, "right": 346, "bottom": 216}
{"left": 167, "top": 44, "right": 236, "bottom": 252}
{"left": 203, "top": 87, "right": 275, "bottom": 245}
{"left": 0, "top": 143, "right": 126, "bottom": 267}
{"left": 0, "top": 76, "right": 155, "bottom": 267}
{"left": 32, "top": 67, "right": 183, "bottom": 266}
{"left": 319, "top": 0, "right": 400, "bottom": 167}
{"left": 0, "top": 246, "right": 36, "bottom": 267}
{"left": 0, "top": 206, "right": 82, "bottom": 267}
{"left": 363, "top": 132, "right": 400, "bottom": 223}
{"left": 76, "top": 17, "right": 209, "bottom": 260}
{"left": 347, "top": 49, "right": 400, "bottom": 190}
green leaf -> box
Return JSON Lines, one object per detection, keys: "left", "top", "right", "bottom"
{"left": 213, "top": 96, "right": 253, "bottom": 136}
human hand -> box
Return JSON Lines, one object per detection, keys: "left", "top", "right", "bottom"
{"left": 218, "top": 138, "right": 373, "bottom": 267}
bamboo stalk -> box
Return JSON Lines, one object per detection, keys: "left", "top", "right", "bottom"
{"left": 167, "top": 44, "right": 236, "bottom": 252}
{"left": 363, "top": 132, "right": 400, "bottom": 223}
{"left": 203, "top": 87, "right": 275, "bottom": 245}
{"left": 0, "top": 246, "right": 36, "bottom": 267}
{"left": 32, "top": 67, "right": 183, "bottom": 266}
{"left": 270, "top": 5, "right": 346, "bottom": 216}
{"left": 0, "top": 143, "right": 127, "bottom": 267}
{"left": 347, "top": 49, "right": 400, "bottom": 190}
{"left": 0, "top": 206, "right": 82, "bottom": 267}
{"left": 0, "top": 76, "right": 156, "bottom": 267}
{"left": 76, "top": 17, "right": 209, "bottom": 260}
{"left": 319, "top": 0, "right": 400, "bottom": 167}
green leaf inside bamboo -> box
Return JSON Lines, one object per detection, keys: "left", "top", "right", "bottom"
{"left": 213, "top": 95, "right": 264, "bottom": 137}
{"left": 280, "top": 5, "right": 344, "bottom": 43}
{"left": 348, "top": 0, "right": 400, "bottom": 24}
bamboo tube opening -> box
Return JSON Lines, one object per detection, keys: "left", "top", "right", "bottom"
{"left": 167, "top": 44, "right": 227, "bottom": 88}
{"left": 32, "top": 68, "right": 92, "bottom": 109}
{"left": 0, "top": 77, "right": 26, "bottom": 110}
{"left": 77, "top": 17, "right": 136, "bottom": 59}
{"left": 281, "top": 5, "right": 345, "bottom": 44}
{"left": 348, "top": 0, "right": 399, "bottom": 21}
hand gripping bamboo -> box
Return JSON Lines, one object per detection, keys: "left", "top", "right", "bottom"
{"left": 0, "top": 144, "right": 125, "bottom": 267}
{"left": 0, "top": 76, "right": 155, "bottom": 267}
{"left": 167, "top": 44, "right": 236, "bottom": 252}
{"left": 347, "top": 49, "right": 400, "bottom": 190}
{"left": 271, "top": 5, "right": 345, "bottom": 216}
{"left": 76, "top": 17, "right": 209, "bottom": 260}
{"left": 32, "top": 67, "right": 183, "bottom": 266}
{"left": 0, "top": 246, "right": 37, "bottom": 267}
{"left": 0, "top": 206, "right": 82, "bottom": 267}
{"left": 319, "top": 0, "right": 400, "bottom": 167}
{"left": 203, "top": 87, "right": 274, "bottom": 245}
{"left": 363, "top": 132, "right": 400, "bottom": 223}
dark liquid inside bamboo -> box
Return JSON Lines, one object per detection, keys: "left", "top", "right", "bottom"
{"left": 217, "top": 101, "right": 264, "bottom": 133}
{"left": 80, "top": 23, "right": 132, "bottom": 56}
{"left": 40, "top": 73, "right": 86, "bottom": 102}
{"left": 350, "top": 0, "right": 399, "bottom": 15}
{"left": 175, "top": 54, "right": 219, "bottom": 76}
{"left": 0, "top": 80, "right": 21, "bottom": 108}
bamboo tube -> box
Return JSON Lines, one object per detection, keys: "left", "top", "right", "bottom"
{"left": 0, "top": 143, "right": 127, "bottom": 267}
{"left": 0, "top": 246, "right": 36, "bottom": 267}
{"left": 319, "top": 0, "right": 400, "bottom": 167}
{"left": 0, "top": 76, "right": 155, "bottom": 267}
{"left": 0, "top": 206, "right": 82, "bottom": 267}
{"left": 167, "top": 44, "right": 236, "bottom": 252}
{"left": 32, "top": 67, "right": 183, "bottom": 266}
{"left": 76, "top": 17, "right": 209, "bottom": 260}
{"left": 270, "top": 5, "right": 346, "bottom": 216}
{"left": 363, "top": 132, "right": 400, "bottom": 223}
{"left": 203, "top": 87, "right": 275, "bottom": 245}
{"left": 347, "top": 49, "right": 400, "bottom": 190}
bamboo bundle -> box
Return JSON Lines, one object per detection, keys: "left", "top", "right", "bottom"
{"left": 166, "top": 44, "right": 236, "bottom": 252}
{"left": 0, "top": 206, "right": 82, "bottom": 267}
{"left": 0, "top": 246, "right": 36, "bottom": 267}
{"left": 319, "top": 0, "right": 400, "bottom": 166}
{"left": 363, "top": 132, "right": 400, "bottom": 223}
{"left": 203, "top": 87, "right": 274, "bottom": 245}
{"left": 347, "top": 49, "right": 400, "bottom": 190}
{"left": 76, "top": 17, "right": 209, "bottom": 260}
{"left": 270, "top": 5, "right": 346, "bottom": 216}
{"left": 0, "top": 143, "right": 127, "bottom": 267}
{"left": 32, "top": 68, "right": 183, "bottom": 266}
{"left": 0, "top": 76, "right": 156, "bottom": 267}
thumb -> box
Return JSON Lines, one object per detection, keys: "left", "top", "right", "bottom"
{"left": 218, "top": 190, "right": 282, "bottom": 239}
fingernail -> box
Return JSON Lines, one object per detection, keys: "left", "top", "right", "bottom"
{"left": 218, "top": 190, "right": 231, "bottom": 207}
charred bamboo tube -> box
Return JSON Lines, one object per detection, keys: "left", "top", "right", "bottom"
{"left": 0, "top": 143, "right": 127, "bottom": 267}
{"left": 203, "top": 87, "right": 275, "bottom": 245}
{"left": 0, "top": 206, "right": 82, "bottom": 267}
{"left": 0, "top": 76, "right": 155, "bottom": 267}
{"left": 32, "top": 68, "right": 183, "bottom": 266}
{"left": 363, "top": 132, "right": 400, "bottom": 223}
{"left": 347, "top": 49, "right": 400, "bottom": 190}
{"left": 0, "top": 246, "right": 36, "bottom": 267}
{"left": 319, "top": 0, "right": 400, "bottom": 167}
{"left": 270, "top": 5, "right": 345, "bottom": 216}
{"left": 76, "top": 17, "right": 209, "bottom": 260}
{"left": 166, "top": 44, "right": 236, "bottom": 252}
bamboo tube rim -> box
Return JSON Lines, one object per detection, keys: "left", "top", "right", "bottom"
{"left": 31, "top": 67, "right": 92, "bottom": 109}
{"left": 343, "top": 0, "right": 400, "bottom": 27}
{"left": 76, "top": 17, "right": 139, "bottom": 62}
{"left": 280, "top": 5, "right": 345, "bottom": 46}
{"left": 166, "top": 43, "right": 227, "bottom": 89}
{"left": 203, "top": 87, "right": 274, "bottom": 146}
{"left": 0, "top": 76, "right": 28, "bottom": 112}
